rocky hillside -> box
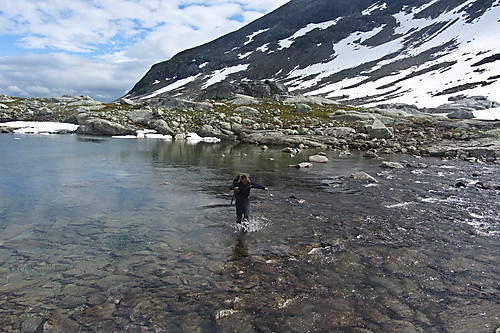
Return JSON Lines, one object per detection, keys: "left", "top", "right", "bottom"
{"left": 124, "top": 0, "right": 500, "bottom": 108}
{"left": 2, "top": 93, "right": 500, "bottom": 163}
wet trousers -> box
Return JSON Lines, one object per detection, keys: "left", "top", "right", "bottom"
{"left": 235, "top": 197, "right": 250, "bottom": 223}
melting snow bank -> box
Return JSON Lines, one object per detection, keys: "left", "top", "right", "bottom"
{"left": 473, "top": 107, "right": 500, "bottom": 121}
{"left": 113, "top": 129, "right": 221, "bottom": 144}
{"left": 0, "top": 122, "right": 221, "bottom": 144}
{"left": 1, "top": 121, "right": 79, "bottom": 134}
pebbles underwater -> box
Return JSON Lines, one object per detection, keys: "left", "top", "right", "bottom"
{"left": 0, "top": 134, "right": 499, "bottom": 332}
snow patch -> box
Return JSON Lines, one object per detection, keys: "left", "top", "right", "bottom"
{"left": 114, "top": 130, "right": 221, "bottom": 143}
{"left": 238, "top": 52, "right": 253, "bottom": 59}
{"left": 1, "top": 121, "right": 79, "bottom": 134}
{"left": 362, "top": 2, "right": 387, "bottom": 16}
{"left": 141, "top": 74, "right": 201, "bottom": 99}
{"left": 473, "top": 107, "right": 500, "bottom": 120}
{"left": 202, "top": 64, "right": 250, "bottom": 88}
{"left": 244, "top": 28, "right": 270, "bottom": 45}
{"left": 256, "top": 43, "right": 270, "bottom": 53}
{"left": 277, "top": 18, "right": 342, "bottom": 50}
{"left": 288, "top": 2, "right": 500, "bottom": 108}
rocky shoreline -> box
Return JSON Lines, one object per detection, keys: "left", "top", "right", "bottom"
{"left": 1, "top": 93, "right": 499, "bottom": 163}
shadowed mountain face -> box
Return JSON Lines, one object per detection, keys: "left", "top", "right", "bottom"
{"left": 125, "top": 0, "right": 500, "bottom": 107}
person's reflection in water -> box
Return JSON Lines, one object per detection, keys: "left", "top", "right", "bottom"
{"left": 232, "top": 230, "right": 248, "bottom": 260}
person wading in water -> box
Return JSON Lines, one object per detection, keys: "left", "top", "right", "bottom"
{"left": 229, "top": 173, "right": 269, "bottom": 223}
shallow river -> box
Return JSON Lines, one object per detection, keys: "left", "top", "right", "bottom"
{"left": 0, "top": 134, "right": 499, "bottom": 332}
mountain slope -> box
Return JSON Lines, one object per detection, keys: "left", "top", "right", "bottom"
{"left": 124, "top": 0, "right": 500, "bottom": 108}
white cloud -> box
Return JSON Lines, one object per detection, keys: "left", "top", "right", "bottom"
{"left": 0, "top": 0, "right": 289, "bottom": 101}
{"left": 0, "top": 53, "right": 150, "bottom": 101}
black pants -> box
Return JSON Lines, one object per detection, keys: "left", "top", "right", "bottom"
{"left": 235, "top": 197, "right": 250, "bottom": 223}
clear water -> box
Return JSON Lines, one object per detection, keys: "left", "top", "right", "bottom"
{"left": 0, "top": 133, "right": 499, "bottom": 332}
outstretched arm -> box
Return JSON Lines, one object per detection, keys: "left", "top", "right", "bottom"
{"left": 251, "top": 182, "right": 269, "bottom": 191}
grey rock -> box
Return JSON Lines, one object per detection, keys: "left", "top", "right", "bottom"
{"left": 20, "top": 314, "right": 43, "bottom": 333}
{"left": 73, "top": 108, "right": 91, "bottom": 124}
{"left": 35, "top": 107, "right": 52, "bottom": 116}
{"left": 200, "top": 80, "right": 286, "bottom": 100}
{"left": 230, "top": 95, "right": 261, "bottom": 105}
{"left": 350, "top": 171, "right": 378, "bottom": 183}
{"left": 309, "top": 155, "right": 329, "bottom": 163}
{"left": 447, "top": 110, "right": 475, "bottom": 119}
{"left": 152, "top": 98, "right": 213, "bottom": 112}
{"left": 118, "top": 98, "right": 136, "bottom": 105}
{"left": 231, "top": 123, "right": 244, "bottom": 134}
{"left": 294, "top": 103, "right": 312, "bottom": 113}
{"left": 228, "top": 116, "right": 242, "bottom": 124}
{"left": 430, "top": 96, "right": 499, "bottom": 114}
{"left": 77, "top": 118, "right": 135, "bottom": 136}
{"left": 42, "top": 314, "right": 79, "bottom": 333}
{"left": 128, "top": 109, "right": 154, "bottom": 125}
{"left": 149, "top": 119, "right": 174, "bottom": 135}
{"left": 322, "top": 127, "right": 356, "bottom": 138}
{"left": 219, "top": 121, "right": 232, "bottom": 131}
{"left": 281, "top": 95, "right": 338, "bottom": 105}
{"left": 233, "top": 106, "right": 260, "bottom": 115}
{"left": 198, "top": 124, "right": 222, "bottom": 137}
{"left": 174, "top": 133, "right": 187, "bottom": 140}
{"left": 289, "top": 162, "right": 313, "bottom": 168}
{"left": 329, "top": 110, "right": 376, "bottom": 122}
{"left": 241, "top": 131, "right": 326, "bottom": 148}
{"left": 365, "top": 119, "right": 393, "bottom": 139}
{"left": 380, "top": 161, "right": 404, "bottom": 169}
{"left": 482, "top": 128, "right": 500, "bottom": 139}
{"left": 282, "top": 147, "right": 301, "bottom": 155}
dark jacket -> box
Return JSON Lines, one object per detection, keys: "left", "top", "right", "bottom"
{"left": 229, "top": 181, "right": 266, "bottom": 199}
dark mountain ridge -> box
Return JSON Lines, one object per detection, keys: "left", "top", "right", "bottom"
{"left": 124, "top": 0, "right": 499, "bottom": 108}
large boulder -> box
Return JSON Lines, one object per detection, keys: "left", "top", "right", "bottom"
{"left": 128, "top": 109, "right": 154, "bottom": 125}
{"left": 309, "top": 154, "right": 329, "bottom": 163}
{"left": 329, "top": 110, "right": 376, "bottom": 122}
{"left": 200, "top": 80, "right": 288, "bottom": 100}
{"left": 294, "top": 103, "right": 312, "bottom": 113}
{"left": 230, "top": 95, "right": 261, "bottom": 106}
{"left": 233, "top": 106, "right": 260, "bottom": 115}
{"left": 77, "top": 118, "right": 135, "bottom": 136}
{"left": 365, "top": 119, "right": 393, "bottom": 139}
{"left": 149, "top": 119, "right": 174, "bottom": 135}
{"left": 350, "top": 171, "right": 378, "bottom": 183}
{"left": 198, "top": 124, "right": 222, "bottom": 137}
{"left": 447, "top": 110, "right": 475, "bottom": 119}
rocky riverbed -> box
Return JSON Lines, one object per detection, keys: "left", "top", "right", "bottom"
{"left": 1, "top": 93, "right": 500, "bottom": 164}
{"left": 0, "top": 136, "right": 499, "bottom": 332}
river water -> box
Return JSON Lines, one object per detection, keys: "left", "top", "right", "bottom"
{"left": 0, "top": 133, "right": 499, "bottom": 332}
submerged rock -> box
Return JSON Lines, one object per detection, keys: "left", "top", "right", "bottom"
{"left": 350, "top": 171, "right": 378, "bottom": 183}
{"left": 380, "top": 161, "right": 404, "bottom": 169}
{"left": 309, "top": 155, "right": 329, "bottom": 163}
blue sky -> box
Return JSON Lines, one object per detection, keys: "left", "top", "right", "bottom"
{"left": 0, "top": 0, "right": 288, "bottom": 102}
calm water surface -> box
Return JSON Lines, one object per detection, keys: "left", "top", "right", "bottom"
{"left": 0, "top": 134, "right": 499, "bottom": 332}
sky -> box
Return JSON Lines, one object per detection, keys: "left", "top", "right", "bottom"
{"left": 0, "top": 0, "right": 289, "bottom": 102}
